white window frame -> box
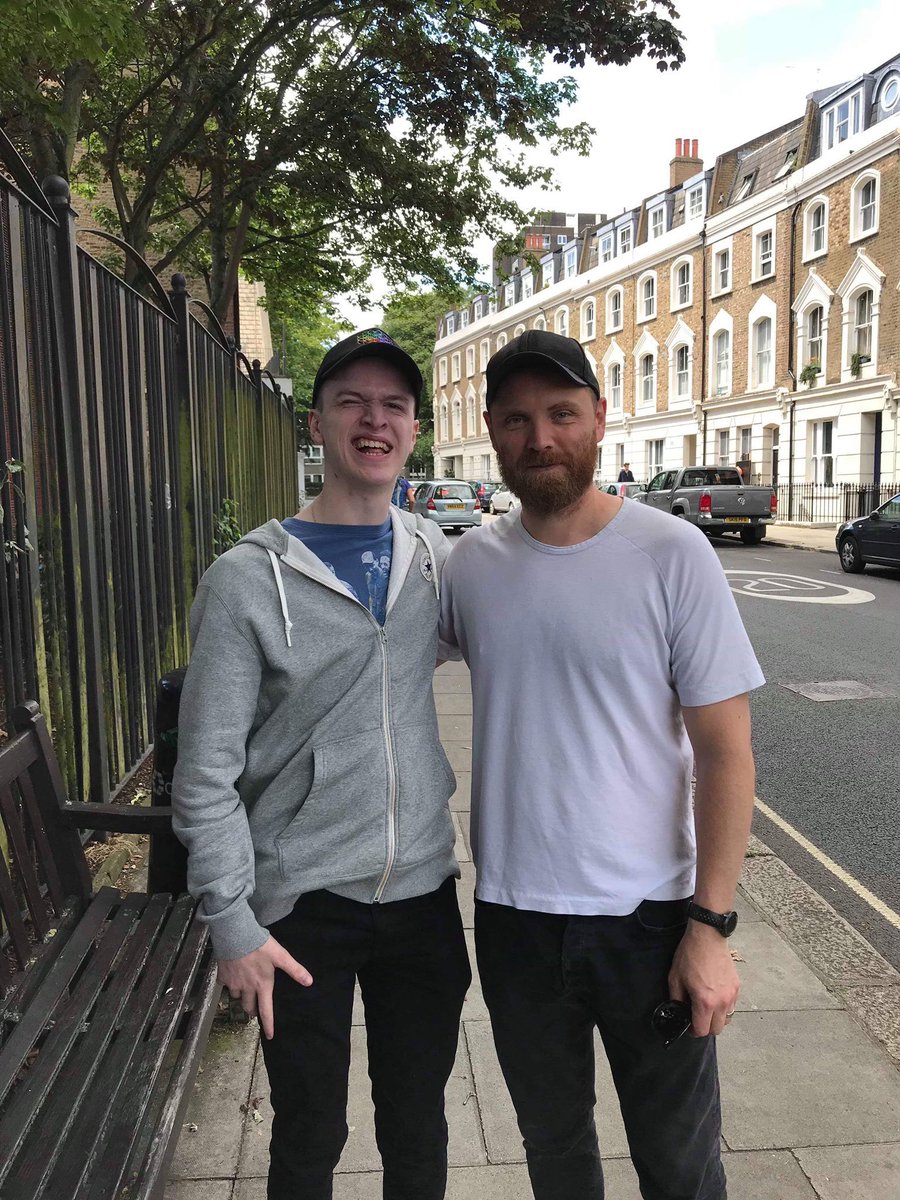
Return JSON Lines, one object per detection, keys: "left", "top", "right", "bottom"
{"left": 810, "top": 419, "right": 835, "bottom": 485}
{"left": 717, "top": 429, "right": 730, "bottom": 467}
{"left": 710, "top": 238, "right": 732, "bottom": 297}
{"left": 822, "top": 88, "right": 864, "bottom": 153}
{"left": 440, "top": 401, "right": 449, "bottom": 443}
{"left": 793, "top": 270, "right": 834, "bottom": 384}
{"left": 708, "top": 309, "right": 733, "bottom": 398}
{"left": 450, "top": 352, "right": 461, "bottom": 383}
{"left": 747, "top": 295, "right": 777, "bottom": 392}
{"left": 466, "top": 391, "right": 476, "bottom": 435}
{"left": 557, "top": 234, "right": 568, "bottom": 245}
{"left": 521, "top": 272, "right": 534, "bottom": 300}
{"left": 533, "top": 315, "right": 546, "bottom": 332}
{"left": 837, "top": 251, "right": 884, "bottom": 380}
{"left": 496, "top": 332, "right": 508, "bottom": 350}
{"left": 600, "top": 233, "right": 613, "bottom": 263}
{"left": 606, "top": 287, "right": 623, "bottom": 334}
{"left": 850, "top": 170, "right": 880, "bottom": 242}
{"left": 602, "top": 341, "right": 625, "bottom": 415}
{"left": 734, "top": 172, "right": 755, "bottom": 203}
{"left": 618, "top": 224, "right": 633, "bottom": 255}
{"left": 752, "top": 220, "right": 776, "bottom": 283}
{"left": 633, "top": 330, "right": 658, "bottom": 411}
{"left": 514, "top": 324, "right": 526, "bottom": 337}
{"left": 438, "top": 357, "right": 448, "bottom": 386}
{"left": 879, "top": 72, "right": 900, "bottom": 114}
{"left": 670, "top": 257, "right": 692, "bottom": 312}
{"left": 479, "top": 339, "right": 490, "bottom": 372}
{"left": 649, "top": 206, "right": 665, "bottom": 240}
{"left": 473, "top": 299, "right": 483, "bottom": 322}
{"left": 687, "top": 186, "right": 704, "bottom": 220}
{"left": 647, "top": 438, "right": 664, "bottom": 476}
{"left": 637, "top": 271, "right": 657, "bottom": 323}
{"left": 564, "top": 248, "right": 578, "bottom": 278}
{"left": 465, "top": 346, "right": 475, "bottom": 377}
{"left": 445, "top": 314, "right": 456, "bottom": 336}
{"left": 504, "top": 281, "right": 515, "bottom": 308}
{"left": 460, "top": 310, "right": 469, "bottom": 329}
{"left": 581, "top": 298, "right": 596, "bottom": 342}
{"left": 542, "top": 261, "right": 554, "bottom": 288}
{"left": 451, "top": 396, "right": 462, "bottom": 440}
{"left": 665, "top": 318, "right": 694, "bottom": 407}
{"left": 556, "top": 307, "right": 569, "bottom": 338}
{"left": 802, "top": 196, "right": 829, "bottom": 262}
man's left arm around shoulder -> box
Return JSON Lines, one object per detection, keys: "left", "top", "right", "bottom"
{"left": 670, "top": 693, "right": 756, "bottom": 1038}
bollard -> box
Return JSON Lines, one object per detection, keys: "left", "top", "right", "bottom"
{"left": 149, "top": 668, "right": 190, "bottom": 895}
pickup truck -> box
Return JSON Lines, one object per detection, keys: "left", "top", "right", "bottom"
{"left": 638, "top": 466, "right": 776, "bottom": 544}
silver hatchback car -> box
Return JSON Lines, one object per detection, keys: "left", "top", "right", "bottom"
{"left": 412, "top": 480, "right": 482, "bottom": 530}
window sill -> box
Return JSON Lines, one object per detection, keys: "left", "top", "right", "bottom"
{"left": 605, "top": 323, "right": 624, "bottom": 336}
{"left": 750, "top": 271, "right": 776, "bottom": 285}
{"left": 636, "top": 312, "right": 657, "bottom": 325}
{"left": 849, "top": 226, "right": 879, "bottom": 244}
{"left": 801, "top": 248, "right": 828, "bottom": 264}
{"left": 710, "top": 286, "right": 732, "bottom": 299}
{"left": 671, "top": 299, "right": 692, "bottom": 313}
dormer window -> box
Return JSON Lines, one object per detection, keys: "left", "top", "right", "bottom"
{"left": 542, "top": 260, "right": 554, "bottom": 288}
{"left": 774, "top": 148, "right": 798, "bottom": 180}
{"left": 564, "top": 247, "right": 578, "bottom": 278}
{"left": 650, "top": 207, "right": 665, "bottom": 239}
{"left": 522, "top": 272, "right": 534, "bottom": 300}
{"left": 879, "top": 73, "right": 900, "bottom": 114}
{"left": 618, "top": 225, "right": 632, "bottom": 255}
{"left": 734, "top": 172, "right": 756, "bottom": 203}
{"left": 822, "top": 89, "right": 863, "bottom": 151}
{"left": 445, "top": 314, "right": 456, "bottom": 336}
{"left": 460, "top": 310, "right": 469, "bottom": 328}
{"left": 473, "top": 299, "right": 483, "bottom": 321}
{"left": 687, "top": 187, "right": 704, "bottom": 219}
{"left": 557, "top": 234, "right": 568, "bottom": 245}
{"left": 600, "top": 233, "right": 613, "bottom": 263}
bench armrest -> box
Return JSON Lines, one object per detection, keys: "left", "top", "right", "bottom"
{"left": 59, "top": 802, "right": 176, "bottom": 834}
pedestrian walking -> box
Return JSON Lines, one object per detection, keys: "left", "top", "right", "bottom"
{"left": 617, "top": 462, "right": 635, "bottom": 482}
{"left": 438, "top": 329, "right": 763, "bottom": 1200}
{"left": 173, "top": 328, "right": 470, "bottom": 1200}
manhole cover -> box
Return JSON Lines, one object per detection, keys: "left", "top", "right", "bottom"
{"left": 779, "top": 680, "right": 892, "bottom": 702}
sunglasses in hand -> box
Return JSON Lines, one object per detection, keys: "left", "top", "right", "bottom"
{"left": 651, "top": 999, "right": 693, "bottom": 1047}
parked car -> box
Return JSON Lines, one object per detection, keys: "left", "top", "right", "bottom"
{"left": 600, "top": 481, "right": 647, "bottom": 500}
{"left": 468, "top": 480, "right": 501, "bottom": 510}
{"left": 488, "top": 485, "right": 520, "bottom": 514}
{"left": 640, "top": 466, "right": 776, "bottom": 544}
{"left": 836, "top": 493, "right": 900, "bottom": 573}
{"left": 411, "top": 480, "right": 481, "bottom": 530}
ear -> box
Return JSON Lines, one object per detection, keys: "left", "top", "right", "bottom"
{"left": 409, "top": 418, "right": 420, "bottom": 455}
{"left": 484, "top": 408, "right": 498, "bottom": 452}
{"left": 308, "top": 407, "right": 324, "bottom": 446}
{"left": 594, "top": 395, "right": 607, "bottom": 446}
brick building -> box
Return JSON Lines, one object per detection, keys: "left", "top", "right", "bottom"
{"left": 432, "top": 54, "right": 900, "bottom": 514}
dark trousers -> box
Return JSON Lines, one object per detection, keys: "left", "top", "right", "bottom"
{"left": 261, "top": 878, "right": 471, "bottom": 1200}
{"left": 475, "top": 897, "right": 726, "bottom": 1200}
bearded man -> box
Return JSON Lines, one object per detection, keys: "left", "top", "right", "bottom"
{"left": 437, "top": 330, "right": 764, "bottom": 1200}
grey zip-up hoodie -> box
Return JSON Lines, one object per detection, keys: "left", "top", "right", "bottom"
{"left": 172, "top": 509, "right": 458, "bottom": 960}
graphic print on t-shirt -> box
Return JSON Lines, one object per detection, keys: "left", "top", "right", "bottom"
{"left": 281, "top": 516, "right": 393, "bottom": 624}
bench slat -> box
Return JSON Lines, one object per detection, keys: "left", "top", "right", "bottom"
{"left": 0, "top": 888, "right": 118, "bottom": 1097}
{"left": 17, "top": 771, "right": 68, "bottom": 914}
{"left": 0, "top": 901, "right": 81, "bottom": 1031}
{"left": 1, "top": 894, "right": 173, "bottom": 1197}
{"left": 38, "top": 894, "right": 201, "bottom": 1200}
{"left": 0, "top": 843, "right": 33, "bottom": 967}
{"left": 0, "top": 782, "right": 52, "bottom": 940}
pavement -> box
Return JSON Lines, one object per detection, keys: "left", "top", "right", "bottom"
{"left": 162, "top": 638, "right": 900, "bottom": 1200}
{"left": 762, "top": 522, "right": 840, "bottom": 554}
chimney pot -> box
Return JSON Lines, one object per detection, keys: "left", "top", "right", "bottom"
{"left": 675, "top": 138, "right": 683, "bottom": 156}
{"left": 692, "top": 139, "right": 699, "bottom": 158}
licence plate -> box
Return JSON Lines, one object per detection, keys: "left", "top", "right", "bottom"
{"left": 725, "top": 517, "right": 751, "bottom": 524}
{"left": 444, "top": 503, "right": 464, "bottom": 510}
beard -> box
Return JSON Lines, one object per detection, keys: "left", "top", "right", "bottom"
{"left": 497, "top": 429, "right": 599, "bottom": 516}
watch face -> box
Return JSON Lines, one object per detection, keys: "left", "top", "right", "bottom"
{"left": 724, "top": 911, "right": 739, "bottom": 936}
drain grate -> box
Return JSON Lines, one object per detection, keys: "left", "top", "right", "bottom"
{"left": 779, "top": 680, "right": 893, "bottom": 702}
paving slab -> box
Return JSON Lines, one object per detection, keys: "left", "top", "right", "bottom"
{"left": 843, "top": 984, "right": 900, "bottom": 1066}
{"left": 435, "top": 659, "right": 471, "bottom": 676}
{"left": 450, "top": 771, "right": 471, "bottom": 811}
{"left": 165, "top": 1182, "right": 234, "bottom": 1200}
{"left": 740, "top": 856, "right": 899, "bottom": 989}
{"left": 438, "top": 714, "right": 475, "bottom": 742}
{"left": 464, "top": 1019, "right": 630, "bottom": 1163}
{"left": 719, "top": 1009, "right": 900, "bottom": 1149}
{"left": 452, "top": 811, "right": 470, "bottom": 862}
{"left": 462, "top": 929, "right": 489, "bottom": 1021}
{"left": 432, "top": 673, "right": 473, "bottom": 693}
{"left": 730, "top": 922, "right": 843, "bottom": 1012}
{"left": 795, "top": 1142, "right": 900, "bottom": 1199}
{"left": 733, "top": 888, "right": 763, "bottom": 923}
{"left": 444, "top": 742, "right": 473, "bottom": 772}
{"left": 458, "top": 860, "right": 476, "bottom": 929}
{"left": 169, "top": 1024, "right": 258, "bottom": 1180}
{"left": 435, "top": 692, "right": 473, "bottom": 715}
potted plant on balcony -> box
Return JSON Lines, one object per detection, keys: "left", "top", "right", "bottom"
{"left": 799, "top": 360, "right": 820, "bottom": 387}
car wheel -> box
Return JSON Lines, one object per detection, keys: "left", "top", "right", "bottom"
{"left": 740, "top": 527, "right": 765, "bottom": 545}
{"left": 489, "top": 502, "right": 496, "bottom": 515}
{"left": 839, "top": 535, "right": 865, "bottom": 573}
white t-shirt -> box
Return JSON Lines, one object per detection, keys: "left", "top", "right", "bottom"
{"left": 438, "top": 501, "right": 765, "bottom": 915}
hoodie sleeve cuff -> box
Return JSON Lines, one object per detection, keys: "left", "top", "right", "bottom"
{"left": 201, "top": 901, "right": 270, "bottom": 961}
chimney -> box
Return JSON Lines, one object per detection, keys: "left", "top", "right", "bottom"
{"left": 670, "top": 137, "right": 702, "bottom": 189}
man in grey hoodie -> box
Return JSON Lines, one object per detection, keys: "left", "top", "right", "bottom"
{"left": 172, "top": 329, "right": 470, "bottom": 1200}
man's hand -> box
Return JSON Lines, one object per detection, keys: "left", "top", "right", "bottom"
{"left": 668, "top": 922, "right": 739, "bottom": 1038}
{"left": 217, "top": 936, "right": 313, "bottom": 1040}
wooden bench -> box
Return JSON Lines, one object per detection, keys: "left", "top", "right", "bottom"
{"left": 0, "top": 701, "right": 220, "bottom": 1200}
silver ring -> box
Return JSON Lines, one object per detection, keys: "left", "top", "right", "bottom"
{"left": 725, "top": 1009, "right": 736, "bottom": 1018}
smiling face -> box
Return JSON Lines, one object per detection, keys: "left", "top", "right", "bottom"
{"left": 308, "top": 358, "right": 419, "bottom": 495}
{"left": 485, "top": 366, "right": 605, "bottom": 516}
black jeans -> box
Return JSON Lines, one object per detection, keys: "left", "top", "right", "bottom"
{"left": 475, "top": 897, "right": 726, "bottom": 1200}
{"left": 261, "top": 878, "right": 471, "bottom": 1200}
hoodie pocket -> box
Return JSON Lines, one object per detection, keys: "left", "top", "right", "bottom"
{"left": 392, "top": 724, "right": 457, "bottom": 867}
{"left": 274, "top": 729, "right": 389, "bottom": 884}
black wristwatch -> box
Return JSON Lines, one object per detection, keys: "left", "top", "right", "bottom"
{"left": 688, "top": 902, "right": 738, "bottom": 937}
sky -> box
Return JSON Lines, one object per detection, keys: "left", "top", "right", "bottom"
{"left": 340, "top": 0, "right": 900, "bottom": 329}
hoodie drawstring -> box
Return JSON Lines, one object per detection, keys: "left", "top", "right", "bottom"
{"left": 267, "top": 549, "right": 294, "bottom": 646}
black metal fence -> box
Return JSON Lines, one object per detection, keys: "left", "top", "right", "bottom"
{"left": 0, "top": 134, "right": 297, "bottom": 803}
{"left": 777, "top": 481, "right": 899, "bottom": 525}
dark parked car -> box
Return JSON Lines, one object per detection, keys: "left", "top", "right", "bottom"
{"left": 468, "top": 480, "right": 501, "bottom": 510}
{"left": 836, "top": 493, "right": 900, "bottom": 573}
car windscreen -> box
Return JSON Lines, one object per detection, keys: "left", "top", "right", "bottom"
{"left": 434, "top": 485, "right": 473, "bottom": 500}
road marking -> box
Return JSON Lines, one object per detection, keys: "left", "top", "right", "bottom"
{"left": 754, "top": 796, "right": 900, "bottom": 931}
{"left": 725, "top": 570, "right": 875, "bottom": 604}
{"left": 822, "top": 569, "right": 843, "bottom": 575}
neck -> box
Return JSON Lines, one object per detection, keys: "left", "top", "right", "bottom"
{"left": 519, "top": 488, "right": 620, "bottom": 547}
{"left": 299, "top": 479, "right": 392, "bottom": 526}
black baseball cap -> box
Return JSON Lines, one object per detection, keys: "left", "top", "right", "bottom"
{"left": 486, "top": 329, "right": 600, "bottom": 407}
{"left": 313, "top": 328, "right": 423, "bottom": 413}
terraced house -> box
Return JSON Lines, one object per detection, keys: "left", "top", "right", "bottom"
{"left": 432, "top": 53, "right": 900, "bottom": 522}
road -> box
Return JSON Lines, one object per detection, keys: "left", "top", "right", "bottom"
{"left": 712, "top": 538, "right": 900, "bottom": 970}
{"left": 457, "top": 518, "right": 900, "bottom": 970}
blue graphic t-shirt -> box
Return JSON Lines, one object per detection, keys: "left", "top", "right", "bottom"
{"left": 282, "top": 516, "right": 393, "bottom": 625}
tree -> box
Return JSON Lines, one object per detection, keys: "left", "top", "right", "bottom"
{"left": 1, "top": 1, "right": 685, "bottom": 318}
